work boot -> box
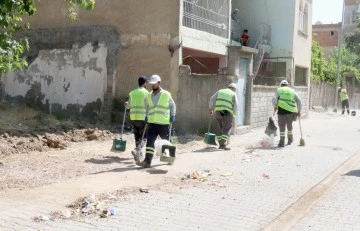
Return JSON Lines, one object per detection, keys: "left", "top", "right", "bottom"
{"left": 278, "top": 138, "right": 285, "bottom": 147}
{"left": 347, "top": 110, "right": 350, "bottom": 115}
{"left": 136, "top": 154, "right": 152, "bottom": 168}
{"left": 219, "top": 145, "right": 231, "bottom": 150}
{"left": 342, "top": 110, "right": 345, "bottom": 115}
{"left": 287, "top": 136, "right": 293, "bottom": 145}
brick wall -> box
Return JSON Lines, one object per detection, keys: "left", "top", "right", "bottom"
{"left": 345, "top": 0, "right": 357, "bottom": 5}
{"left": 250, "top": 86, "right": 309, "bottom": 129}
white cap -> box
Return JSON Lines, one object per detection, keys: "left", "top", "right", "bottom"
{"left": 280, "top": 80, "right": 289, "bottom": 85}
{"left": 341, "top": 88, "right": 347, "bottom": 93}
{"left": 149, "top": 75, "right": 161, "bottom": 84}
{"left": 228, "top": 83, "right": 237, "bottom": 89}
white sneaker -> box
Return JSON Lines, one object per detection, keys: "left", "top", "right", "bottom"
{"left": 131, "top": 148, "right": 140, "bottom": 162}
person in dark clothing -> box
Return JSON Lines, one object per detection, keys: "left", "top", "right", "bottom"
{"left": 124, "top": 76, "right": 149, "bottom": 162}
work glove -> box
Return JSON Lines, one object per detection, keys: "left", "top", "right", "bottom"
{"left": 209, "top": 109, "right": 214, "bottom": 115}
{"left": 297, "top": 111, "right": 301, "bottom": 116}
{"left": 170, "top": 115, "right": 175, "bottom": 123}
{"left": 144, "top": 116, "right": 148, "bottom": 123}
{"left": 273, "top": 107, "right": 277, "bottom": 112}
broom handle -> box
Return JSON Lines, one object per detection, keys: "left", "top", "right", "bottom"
{"left": 207, "top": 116, "right": 212, "bottom": 134}
{"left": 121, "top": 108, "right": 127, "bottom": 139}
{"left": 168, "top": 123, "right": 172, "bottom": 142}
{"left": 298, "top": 114, "right": 303, "bottom": 139}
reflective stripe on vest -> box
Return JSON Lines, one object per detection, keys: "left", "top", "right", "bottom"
{"left": 215, "top": 88, "right": 235, "bottom": 115}
{"left": 277, "top": 87, "right": 298, "bottom": 113}
{"left": 340, "top": 92, "right": 349, "bottom": 101}
{"left": 148, "top": 90, "right": 171, "bottom": 125}
{"left": 129, "top": 88, "right": 148, "bottom": 121}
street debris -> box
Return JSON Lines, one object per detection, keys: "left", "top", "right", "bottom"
{"left": 32, "top": 215, "right": 50, "bottom": 222}
{"left": 261, "top": 173, "right": 270, "bottom": 179}
{"left": 259, "top": 135, "right": 275, "bottom": 149}
{"left": 65, "top": 194, "right": 118, "bottom": 218}
{"left": 189, "top": 170, "right": 211, "bottom": 180}
{"left": 140, "top": 187, "right": 150, "bottom": 193}
{"left": 220, "top": 172, "right": 233, "bottom": 177}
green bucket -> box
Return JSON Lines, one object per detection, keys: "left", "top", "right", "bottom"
{"left": 111, "top": 138, "right": 127, "bottom": 152}
{"left": 204, "top": 132, "right": 217, "bottom": 145}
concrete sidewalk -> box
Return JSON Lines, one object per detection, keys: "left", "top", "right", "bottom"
{"left": 1, "top": 111, "right": 360, "bottom": 230}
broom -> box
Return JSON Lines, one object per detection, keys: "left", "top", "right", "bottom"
{"left": 298, "top": 114, "right": 305, "bottom": 146}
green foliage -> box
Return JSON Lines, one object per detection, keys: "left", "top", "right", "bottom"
{"left": 345, "top": 21, "right": 360, "bottom": 65}
{"left": 311, "top": 39, "right": 360, "bottom": 84}
{"left": 0, "top": 0, "right": 95, "bottom": 75}
{"left": 311, "top": 40, "right": 325, "bottom": 81}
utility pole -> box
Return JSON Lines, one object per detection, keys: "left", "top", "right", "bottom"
{"left": 335, "top": 0, "right": 346, "bottom": 108}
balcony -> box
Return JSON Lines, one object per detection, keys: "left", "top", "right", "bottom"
{"left": 182, "top": 0, "right": 229, "bottom": 38}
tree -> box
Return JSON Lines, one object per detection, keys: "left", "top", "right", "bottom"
{"left": 0, "top": 0, "right": 95, "bottom": 74}
{"left": 311, "top": 38, "right": 359, "bottom": 84}
{"left": 324, "top": 46, "right": 360, "bottom": 84}
{"left": 311, "top": 40, "right": 326, "bottom": 81}
{"left": 345, "top": 22, "right": 360, "bottom": 65}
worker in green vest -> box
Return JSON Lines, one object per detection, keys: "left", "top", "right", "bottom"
{"left": 209, "top": 83, "right": 238, "bottom": 150}
{"left": 339, "top": 88, "right": 350, "bottom": 115}
{"left": 137, "top": 74, "right": 176, "bottom": 168}
{"left": 272, "top": 80, "right": 302, "bottom": 147}
{"left": 124, "top": 76, "right": 149, "bottom": 162}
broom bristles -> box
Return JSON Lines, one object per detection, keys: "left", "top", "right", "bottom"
{"left": 299, "top": 138, "right": 305, "bottom": 146}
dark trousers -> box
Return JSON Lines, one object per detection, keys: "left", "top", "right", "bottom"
{"left": 278, "top": 114, "right": 296, "bottom": 141}
{"left": 341, "top": 99, "right": 350, "bottom": 114}
{"left": 145, "top": 123, "right": 170, "bottom": 161}
{"left": 131, "top": 120, "right": 146, "bottom": 147}
{"left": 215, "top": 111, "right": 233, "bottom": 146}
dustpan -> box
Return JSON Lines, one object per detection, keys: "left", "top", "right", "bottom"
{"left": 204, "top": 117, "right": 217, "bottom": 145}
{"left": 111, "top": 108, "right": 127, "bottom": 152}
{"left": 160, "top": 123, "right": 176, "bottom": 164}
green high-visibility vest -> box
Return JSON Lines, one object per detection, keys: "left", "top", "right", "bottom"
{"left": 277, "top": 87, "right": 298, "bottom": 113}
{"left": 340, "top": 91, "right": 349, "bottom": 101}
{"left": 148, "top": 90, "right": 171, "bottom": 125}
{"left": 215, "top": 88, "right": 236, "bottom": 115}
{"left": 129, "top": 88, "right": 148, "bottom": 121}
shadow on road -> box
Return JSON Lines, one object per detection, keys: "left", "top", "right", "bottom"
{"left": 193, "top": 146, "right": 222, "bottom": 153}
{"left": 91, "top": 163, "right": 170, "bottom": 175}
{"left": 85, "top": 156, "right": 133, "bottom": 165}
{"left": 344, "top": 170, "right": 360, "bottom": 177}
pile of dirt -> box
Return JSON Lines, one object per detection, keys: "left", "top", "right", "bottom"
{"left": 0, "top": 128, "right": 113, "bottom": 157}
{"left": 0, "top": 103, "right": 116, "bottom": 157}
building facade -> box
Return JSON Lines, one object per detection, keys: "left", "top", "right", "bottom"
{"left": 0, "top": 0, "right": 312, "bottom": 133}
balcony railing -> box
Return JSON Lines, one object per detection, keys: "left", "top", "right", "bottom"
{"left": 183, "top": 0, "right": 229, "bottom": 38}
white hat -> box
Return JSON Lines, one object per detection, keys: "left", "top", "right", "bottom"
{"left": 228, "top": 83, "right": 237, "bottom": 89}
{"left": 280, "top": 80, "right": 289, "bottom": 85}
{"left": 341, "top": 88, "right": 347, "bottom": 93}
{"left": 149, "top": 75, "right": 161, "bottom": 84}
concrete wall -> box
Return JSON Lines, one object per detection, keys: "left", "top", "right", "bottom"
{"left": 310, "top": 81, "right": 337, "bottom": 109}
{"left": 250, "top": 85, "right": 309, "bottom": 129}
{"left": 176, "top": 66, "right": 236, "bottom": 134}
{"left": 292, "top": 0, "right": 312, "bottom": 73}
{"left": 2, "top": 42, "right": 107, "bottom": 120}
{"left": 25, "top": 0, "right": 181, "bottom": 103}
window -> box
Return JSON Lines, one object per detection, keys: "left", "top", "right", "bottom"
{"left": 330, "top": 31, "right": 335, "bottom": 36}
{"left": 298, "top": 2, "right": 308, "bottom": 34}
{"left": 295, "top": 66, "right": 308, "bottom": 86}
